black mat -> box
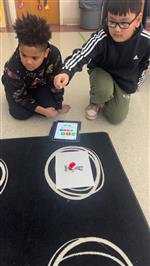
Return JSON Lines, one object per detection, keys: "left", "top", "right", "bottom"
{"left": 0, "top": 132, "right": 149, "bottom": 266}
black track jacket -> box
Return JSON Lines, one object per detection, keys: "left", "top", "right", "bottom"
{"left": 61, "top": 25, "right": 150, "bottom": 94}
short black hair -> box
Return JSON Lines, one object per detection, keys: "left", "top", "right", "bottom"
{"left": 13, "top": 13, "right": 51, "bottom": 50}
{"left": 107, "top": 0, "right": 142, "bottom": 16}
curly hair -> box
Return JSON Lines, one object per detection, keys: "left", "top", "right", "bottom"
{"left": 13, "top": 13, "right": 52, "bottom": 50}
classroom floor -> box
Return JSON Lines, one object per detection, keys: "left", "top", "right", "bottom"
{"left": 0, "top": 30, "right": 150, "bottom": 224}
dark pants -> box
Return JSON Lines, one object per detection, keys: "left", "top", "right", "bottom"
{"left": 4, "top": 85, "right": 58, "bottom": 120}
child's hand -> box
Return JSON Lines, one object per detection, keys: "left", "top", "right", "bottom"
{"left": 44, "top": 107, "right": 58, "bottom": 118}
{"left": 54, "top": 73, "right": 70, "bottom": 89}
{"left": 58, "top": 104, "right": 71, "bottom": 114}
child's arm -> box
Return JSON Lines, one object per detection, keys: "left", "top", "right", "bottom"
{"left": 35, "top": 104, "right": 70, "bottom": 117}
{"left": 2, "top": 66, "right": 38, "bottom": 112}
{"left": 35, "top": 106, "right": 58, "bottom": 118}
{"left": 54, "top": 29, "right": 107, "bottom": 89}
{"left": 2, "top": 65, "right": 58, "bottom": 118}
{"left": 48, "top": 47, "right": 69, "bottom": 109}
{"left": 46, "top": 45, "right": 64, "bottom": 110}
{"left": 138, "top": 48, "right": 150, "bottom": 87}
{"left": 43, "top": 46, "right": 70, "bottom": 114}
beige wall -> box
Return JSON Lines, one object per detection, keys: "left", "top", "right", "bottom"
{"left": 1, "top": 0, "right": 80, "bottom": 27}
{"left": 1, "top": 0, "right": 16, "bottom": 27}
{"left": 60, "top": 0, "right": 80, "bottom": 25}
{"left": 0, "top": 0, "right": 5, "bottom": 27}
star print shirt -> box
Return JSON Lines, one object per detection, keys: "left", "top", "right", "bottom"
{"left": 1, "top": 43, "right": 64, "bottom": 111}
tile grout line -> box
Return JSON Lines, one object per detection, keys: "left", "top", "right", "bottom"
{"left": 78, "top": 32, "right": 87, "bottom": 43}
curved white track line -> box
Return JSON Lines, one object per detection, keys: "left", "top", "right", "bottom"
{"left": 0, "top": 159, "right": 8, "bottom": 194}
{"left": 48, "top": 237, "right": 133, "bottom": 266}
{"left": 44, "top": 146, "right": 105, "bottom": 200}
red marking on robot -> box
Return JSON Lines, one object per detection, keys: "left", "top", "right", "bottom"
{"left": 68, "top": 162, "right": 76, "bottom": 170}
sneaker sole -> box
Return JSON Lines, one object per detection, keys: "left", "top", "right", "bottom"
{"left": 85, "top": 114, "right": 97, "bottom": 120}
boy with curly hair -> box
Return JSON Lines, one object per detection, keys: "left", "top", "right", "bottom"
{"left": 54, "top": 0, "right": 150, "bottom": 124}
{"left": 1, "top": 14, "right": 70, "bottom": 120}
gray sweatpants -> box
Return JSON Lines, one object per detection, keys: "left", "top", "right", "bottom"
{"left": 89, "top": 68, "right": 130, "bottom": 124}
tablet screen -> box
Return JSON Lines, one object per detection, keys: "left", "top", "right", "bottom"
{"left": 49, "top": 121, "right": 81, "bottom": 142}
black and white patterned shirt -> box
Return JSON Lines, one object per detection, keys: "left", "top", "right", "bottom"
{"left": 2, "top": 43, "right": 63, "bottom": 110}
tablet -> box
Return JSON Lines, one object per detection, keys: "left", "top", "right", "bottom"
{"left": 49, "top": 121, "right": 81, "bottom": 142}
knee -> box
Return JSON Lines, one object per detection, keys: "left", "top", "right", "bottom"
{"left": 9, "top": 109, "right": 33, "bottom": 120}
{"left": 89, "top": 68, "right": 114, "bottom": 103}
{"left": 96, "top": 88, "right": 113, "bottom": 103}
{"left": 104, "top": 111, "right": 128, "bottom": 124}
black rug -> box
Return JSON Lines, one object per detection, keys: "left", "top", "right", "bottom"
{"left": 0, "top": 132, "right": 149, "bottom": 266}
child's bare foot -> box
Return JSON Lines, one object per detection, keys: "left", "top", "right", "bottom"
{"left": 58, "top": 104, "right": 71, "bottom": 114}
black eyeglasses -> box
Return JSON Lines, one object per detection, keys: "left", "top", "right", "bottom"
{"left": 107, "top": 13, "right": 139, "bottom": 29}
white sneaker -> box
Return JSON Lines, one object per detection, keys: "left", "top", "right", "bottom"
{"left": 85, "top": 104, "right": 100, "bottom": 120}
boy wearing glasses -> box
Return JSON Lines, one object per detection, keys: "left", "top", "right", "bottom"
{"left": 54, "top": 0, "right": 150, "bottom": 123}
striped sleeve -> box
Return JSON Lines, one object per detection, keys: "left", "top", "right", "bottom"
{"left": 138, "top": 30, "right": 150, "bottom": 88}
{"left": 62, "top": 29, "right": 107, "bottom": 79}
{"left": 140, "top": 29, "right": 150, "bottom": 39}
